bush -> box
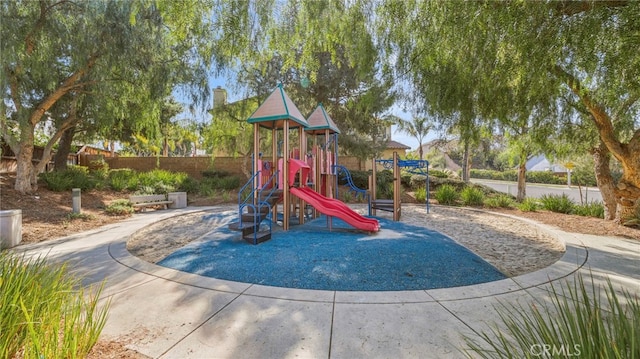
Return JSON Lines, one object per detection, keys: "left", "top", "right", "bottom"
{"left": 338, "top": 169, "right": 369, "bottom": 189}
{"left": 39, "top": 166, "right": 97, "bottom": 191}
{"left": 484, "top": 194, "right": 515, "bottom": 209}
{"left": 0, "top": 252, "right": 108, "bottom": 358}
{"left": 435, "top": 184, "right": 459, "bottom": 205}
{"left": 429, "top": 169, "right": 450, "bottom": 179}
{"left": 104, "top": 199, "right": 134, "bottom": 216}
{"left": 137, "top": 169, "right": 187, "bottom": 192}
{"left": 409, "top": 174, "right": 429, "bottom": 190}
{"left": 201, "top": 169, "right": 231, "bottom": 178}
{"left": 414, "top": 187, "right": 427, "bottom": 203}
{"left": 107, "top": 169, "right": 138, "bottom": 192}
{"left": 461, "top": 186, "right": 485, "bottom": 206}
{"left": 517, "top": 197, "right": 539, "bottom": 212}
{"left": 199, "top": 176, "right": 241, "bottom": 194}
{"left": 573, "top": 201, "right": 605, "bottom": 219}
{"left": 471, "top": 169, "right": 518, "bottom": 182}
{"left": 527, "top": 171, "right": 566, "bottom": 185}
{"left": 540, "top": 193, "right": 575, "bottom": 214}
{"left": 88, "top": 159, "right": 109, "bottom": 180}
{"left": 178, "top": 176, "right": 200, "bottom": 193}
{"left": 464, "top": 273, "right": 640, "bottom": 359}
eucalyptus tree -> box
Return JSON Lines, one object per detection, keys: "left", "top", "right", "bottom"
{"left": 1, "top": 0, "right": 252, "bottom": 193}
{"left": 376, "top": 1, "right": 640, "bottom": 222}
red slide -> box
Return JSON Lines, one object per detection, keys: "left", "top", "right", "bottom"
{"left": 290, "top": 187, "right": 380, "bottom": 232}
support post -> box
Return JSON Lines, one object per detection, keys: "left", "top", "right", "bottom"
{"left": 283, "top": 121, "right": 290, "bottom": 230}
{"left": 371, "top": 157, "right": 377, "bottom": 216}
{"left": 72, "top": 188, "right": 81, "bottom": 214}
{"left": 393, "top": 152, "right": 401, "bottom": 221}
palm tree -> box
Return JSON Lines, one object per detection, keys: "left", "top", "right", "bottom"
{"left": 395, "top": 117, "right": 433, "bottom": 160}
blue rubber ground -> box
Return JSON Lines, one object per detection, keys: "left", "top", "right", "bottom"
{"left": 158, "top": 212, "right": 506, "bottom": 291}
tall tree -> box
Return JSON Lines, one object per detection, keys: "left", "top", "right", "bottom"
{"left": 1, "top": 0, "right": 252, "bottom": 193}
{"left": 376, "top": 1, "right": 640, "bottom": 221}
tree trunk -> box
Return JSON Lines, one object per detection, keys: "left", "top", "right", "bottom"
{"left": 558, "top": 66, "right": 640, "bottom": 222}
{"left": 615, "top": 178, "right": 640, "bottom": 224}
{"left": 14, "top": 123, "right": 37, "bottom": 193}
{"left": 591, "top": 142, "right": 617, "bottom": 220}
{"left": 53, "top": 127, "right": 75, "bottom": 171}
{"left": 461, "top": 140, "right": 470, "bottom": 182}
{"left": 516, "top": 161, "right": 527, "bottom": 202}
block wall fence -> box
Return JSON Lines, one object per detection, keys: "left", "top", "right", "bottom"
{"left": 92, "top": 155, "right": 367, "bottom": 180}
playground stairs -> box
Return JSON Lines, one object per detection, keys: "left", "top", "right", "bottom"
{"left": 228, "top": 175, "right": 282, "bottom": 244}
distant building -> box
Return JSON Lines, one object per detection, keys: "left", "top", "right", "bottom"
{"left": 525, "top": 154, "right": 568, "bottom": 173}
{"left": 213, "top": 86, "right": 227, "bottom": 109}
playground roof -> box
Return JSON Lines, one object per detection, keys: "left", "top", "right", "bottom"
{"left": 247, "top": 84, "right": 309, "bottom": 129}
{"left": 306, "top": 103, "right": 341, "bottom": 135}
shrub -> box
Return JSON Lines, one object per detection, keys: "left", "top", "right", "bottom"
{"left": 573, "top": 201, "right": 605, "bottom": 219}
{"left": 107, "top": 169, "right": 138, "bottom": 192}
{"left": 137, "top": 169, "right": 186, "bottom": 190}
{"left": 517, "top": 197, "right": 539, "bottom": 212}
{"left": 434, "top": 184, "right": 459, "bottom": 205}
{"left": 39, "top": 166, "right": 96, "bottom": 191}
{"left": 0, "top": 252, "right": 109, "bottom": 358}
{"left": 484, "top": 194, "right": 514, "bottom": 209}
{"left": 201, "top": 169, "right": 232, "bottom": 178}
{"left": 400, "top": 173, "right": 412, "bottom": 188}
{"left": 88, "top": 159, "right": 109, "bottom": 180}
{"left": 376, "top": 182, "right": 393, "bottom": 199}
{"left": 471, "top": 169, "right": 518, "bottom": 182}
{"left": 409, "top": 174, "right": 429, "bottom": 190}
{"left": 338, "top": 169, "right": 369, "bottom": 189}
{"left": 66, "top": 212, "right": 95, "bottom": 221}
{"left": 461, "top": 186, "right": 485, "bottom": 206}
{"left": 540, "top": 193, "right": 575, "bottom": 214}
{"left": 178, "top": 176, "right": 200, "bottom": 193}
{"left": 414, "top": 187, "right": 427, "bottom": 203}
{"left": 527, "top": 171, "right": 566, "bottom": 185}
{"left": 429, "top": 169, "right": 450, "bottom": 179}
{"left": 464, "top": 273, "right": 640, "bottom": 359}
{"left": 104, "top": 199, "right": 134, "bottom": 216}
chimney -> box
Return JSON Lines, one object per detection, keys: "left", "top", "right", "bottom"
{"left": 213, "top": 86, "right": 227, "bottom": 109}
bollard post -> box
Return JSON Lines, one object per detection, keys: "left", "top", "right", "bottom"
{"left": 72, "top": 188, "right": 81, "bottom": 213}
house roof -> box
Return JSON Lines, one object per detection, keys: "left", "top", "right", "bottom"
{"left": 386, "top": 140, "right": 411, "bottom": 150}
{"left": 247, "top": 84, "right": 309, "bottom": 129}
{"left": 306, "top": 103, "right": 340, "bottom": 134}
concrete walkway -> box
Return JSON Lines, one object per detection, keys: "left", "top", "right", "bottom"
{"left": 14, "top": 207, "right": 640, "bottom": 359}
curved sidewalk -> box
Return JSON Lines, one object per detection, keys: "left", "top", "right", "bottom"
{"left": 14, "top": 207, "right": 640, "bottom": 359}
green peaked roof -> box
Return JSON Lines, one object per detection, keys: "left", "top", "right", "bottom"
{"left": 306, "top": 103, "right": 340, "bottom": 134}
{"left": 247, "top": 84, "right": 309, "bottom": 129}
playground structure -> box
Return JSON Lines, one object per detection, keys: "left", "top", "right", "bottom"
{"left": 369, "top": 154, "right": 430, "bottom": 221}
{"left": 229, "top": 85, "right": 380, "bottom": 244}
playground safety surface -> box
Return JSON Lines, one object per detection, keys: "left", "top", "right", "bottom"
{"left": 158, "top": 214, "right": 506, "bottom": 291}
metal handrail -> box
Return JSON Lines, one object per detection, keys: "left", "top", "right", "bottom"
{"left": 333, "top": 165, "right": 371, "bottom": 215}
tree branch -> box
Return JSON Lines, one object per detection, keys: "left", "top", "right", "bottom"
{"left": 29, "top": 53, "right": 100, "bottom": 126}
{"left": 553, "top": 65, "right": 628, "bottom": 161}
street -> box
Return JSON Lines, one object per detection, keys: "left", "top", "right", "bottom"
{"left": 470, "top": 179, "right": 603, "bottom": 204}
